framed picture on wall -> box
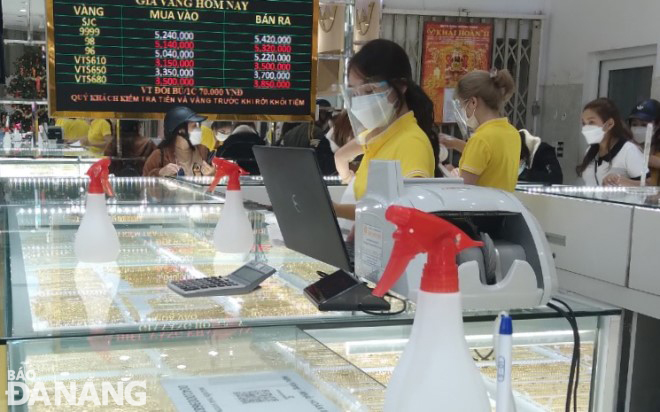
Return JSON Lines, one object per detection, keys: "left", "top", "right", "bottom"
{"left": 421, "top": 22, "right": 493, "bottom": 123}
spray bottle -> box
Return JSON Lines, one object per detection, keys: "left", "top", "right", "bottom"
{"left": 208, "top": 158, "right": 254, "bottom": 254}
{"left": 372, "top": 205, "right": 491, "bottom": 412}
{"left": 74, "top": 158, "right": 120, "bottom": 263}
{"left": 3, "top": 116, "right": 11, "bottom": 150}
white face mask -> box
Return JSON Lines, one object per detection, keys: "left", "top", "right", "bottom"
{"left": 462, "top": 102, "right": 480, "bottom": 130}
{"left": 581, "top": 125, "right": 606, "bottom": 145}
{"left": 215, "top": 132, "right": 230, "bottom": 142}
{"left": 188, "top": 127, "right": 203, "bottom": 146}
{"left": 350, "top": 90, "right": 395, "bottom": 131}
{"left": 631, "top": 126, "right": 648, "bottom": 144}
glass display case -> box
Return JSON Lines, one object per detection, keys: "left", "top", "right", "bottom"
{"left": 306, "top": 311, "right": 620, "bottom": 412}
{"left": 7, "top": 326, "right": 386, "bottom": 411}
{"left": 0, "top": 178, "right": 623, "bottom": 411}
{"left": 517, "top": 185, "right": 660, "bottom": 208}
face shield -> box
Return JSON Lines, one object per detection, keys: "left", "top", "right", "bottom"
{"left": 342, "top": 81, "right": 397, "bottom": 144}
{"left": 451, "top": 98, "right": 471, "bottom": 140}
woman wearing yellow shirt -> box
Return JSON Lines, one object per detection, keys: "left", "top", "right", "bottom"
{"left": 454, "top": 69, "right": 520, "bottom": 191}
{"left": 85, "top": 119, "right": 113, "bottom": 150}
{"left": 55, "top": 118, "right": 89, "bottom": 142}
{"left": 334, "top": 39, "right": 438, "bottom": 220}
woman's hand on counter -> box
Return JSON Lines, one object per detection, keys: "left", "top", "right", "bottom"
{"left": 603, "top": 174, "right": 641, "bottom": 187}
{"left": 201, "top": 162, "right": 215, "bottom": 176}
{"left": 159, "top": 163, "right": 180, "bottom": 177}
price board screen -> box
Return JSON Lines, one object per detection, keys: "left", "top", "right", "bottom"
{"left": 46, "top": 0, "right": 318, "bottom": 120}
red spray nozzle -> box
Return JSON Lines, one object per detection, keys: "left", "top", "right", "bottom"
{"left": 208, "top": 158, "right": 249, "bottom": 192}
{"left": 87, "top": 158, "right": 113, "bottom": 197}
{"left": 372, "top": 205, "right": 483, "bottom": 297}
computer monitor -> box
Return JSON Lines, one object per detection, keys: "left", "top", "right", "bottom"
{"left": 253, "top": 146, "right": 353, "bottom": 272}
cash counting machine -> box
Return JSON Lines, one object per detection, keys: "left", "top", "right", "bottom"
{"left": 355, "top": 161, "right": 556, "bottom": 310}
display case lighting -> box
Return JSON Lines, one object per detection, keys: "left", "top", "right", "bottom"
{"left": 525, "top": 186, "right": 629, "bottom": 194}
{"left": 17, "top": 205, "right": 222, "bottom": 216}
{"left": 180, "top": 175, "right": 343, "bottom": 185}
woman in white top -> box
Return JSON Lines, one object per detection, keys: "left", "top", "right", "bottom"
{"left": 577, "top": 98, "right": 646, "bottom": 186}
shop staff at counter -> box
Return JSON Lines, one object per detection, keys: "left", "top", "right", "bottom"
{"left": 455, "top": 69, "right": 520, "bottom": 192}
{"left": 143, "top": 106, "right": 214, "bottom": 177}
{"left": 86, "top": 119, "right": 113, "bottom": 151}
{"left": 334, "top": 39, "right": 438, "bottom": 220}
{"left": 577, "top": 98, "right": 646, "bottom": 187}
{"left": 55, "top": 118, "right": 89, "bottom": 142}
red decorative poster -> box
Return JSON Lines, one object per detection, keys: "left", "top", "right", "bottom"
{"left": 421, "top": 22, "right": 493, "bottom": 123}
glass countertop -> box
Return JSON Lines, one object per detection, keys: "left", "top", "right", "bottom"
{"left": 0, "top": 177, "right": 224, "bottom": 207}
{"left": 2, "top": 207, "right": 405, "bottom": 340}
{"left": 7, "top": 325, "right": 385, "bottom": 411}
{"left": 0, "top": 199, "right": 619, "bottom": 341}
{"left": 517, "top": 185, "right": 660, "bottom": 209}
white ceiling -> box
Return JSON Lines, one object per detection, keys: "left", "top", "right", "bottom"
{"left": 3, "top": 0, "right": 46, "bottom": 31}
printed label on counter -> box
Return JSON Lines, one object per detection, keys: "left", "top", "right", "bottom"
{"left": 360, "top": 224, "right": 383, "bottom": 275}
{"left": 162, "top": 370, "right": 339, "bottom": 412}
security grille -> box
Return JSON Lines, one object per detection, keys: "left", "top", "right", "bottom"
{"left": 380, "top": 13, "right": 542, "bottom": 131}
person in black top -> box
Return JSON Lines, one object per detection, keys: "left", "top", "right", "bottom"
{"left": 279, "top": 99, "right": 337, "bottom": 175}
{"left": 518, "top": 129, "right": 563, "bottom": 185}
{"left": 215, "top": 122, "right": 266, "bottom": 175}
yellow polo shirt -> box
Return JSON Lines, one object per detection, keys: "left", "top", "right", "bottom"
{"left": 88, "top": 119, "right": 112, "bottom": 145}
{"left": 354, "top": 112, "right": 435, "bottom": 199}
{"left": 459, "top": 118, "right": 520, "bottom": 192}
{"left": 56, "top": 118, "right": 89, "bottom": 141}
{"left": 201, "top": 125, "right": 216, "bottom": 151}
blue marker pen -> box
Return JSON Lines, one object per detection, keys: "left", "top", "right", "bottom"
{"left": 496, "top": 314, "right": 514, "bottom": 412}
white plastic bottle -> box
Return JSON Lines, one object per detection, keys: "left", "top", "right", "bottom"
{"left": 74, "top": 158, "right": 120, "bottom": 263}
{"left": 3, "top": 118, "right": 11, "bottom": 150}
{"left": 372, "top": 205, "right": 491, "bottom": 412}
{"left": 208, "top": 158, "right": 254, "bottom": 254}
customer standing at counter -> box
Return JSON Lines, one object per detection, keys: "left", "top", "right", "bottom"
{"left": 628, "top": 99, "right": 660, "bottom": 144}
{"left": 104, "top": 120, "right": 156, "bottom": 176}
{"left": 651, "top": 116, "right": 660, "bottom": 186}
{"left": 518, "top": 129, "right": 563, "bottom": 184}
{"left": 454, "top": 69, "right": 520, "bottom": 191}
{"left": 143, "top": 106, "right": 213, "bottom": 177}
{"left": 334, "top": 39, "right": 438, "bottom": 220}
{"left": 577, "top": 98, "right": 646, "bottom": 186}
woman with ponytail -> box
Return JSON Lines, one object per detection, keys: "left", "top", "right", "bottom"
{"left": 334, "top": 39, "right": 438, "bottom": 220}
{"left": 454, "top": 69, "right": 520, "bottom": 191}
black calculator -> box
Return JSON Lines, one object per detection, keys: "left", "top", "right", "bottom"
{"left": 168, "top": 261, "right": 277, "bottom": 297}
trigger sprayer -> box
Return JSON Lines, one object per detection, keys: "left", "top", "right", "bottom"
{"left": 209, "top": 158, "right": 254, "bottom": 254}
{"left": 373, "top": 205, "right": 491, "bottom": 412}
{"left": 74, "top": 158, "right": 120, "bottom": 263}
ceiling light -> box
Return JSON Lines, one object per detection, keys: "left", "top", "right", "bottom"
{"left": 19, "top": 9, "right": 27, "bottom": 13}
